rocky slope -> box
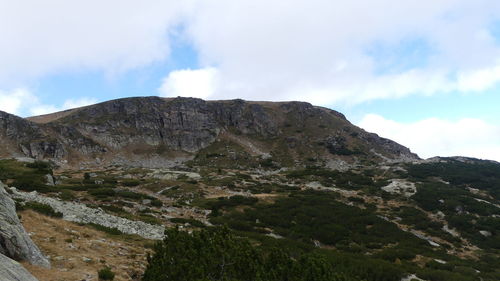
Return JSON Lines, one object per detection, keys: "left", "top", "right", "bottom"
{"left": 2, "top": 97, "right": 418, "bottom": 168}
{"left": 10, "top": 187, "right": 164, "bottom": 240}
{"left": 0, "top": 181, "right": 50, "bottom": 268}
{"left": 0, "top": 154, "right": 498, "bottom": 280}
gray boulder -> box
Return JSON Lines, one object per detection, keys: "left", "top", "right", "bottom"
{"left": 0, "top": 181, "right": 50, "bottom": 268}
{"left": 0, "top": 253, "right": 39, "bottom": 281}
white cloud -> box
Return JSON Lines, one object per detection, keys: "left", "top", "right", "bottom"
{"left": 3, "top": 1, "right": 500, "bottom": 106}
{"left": 0, "top": 0, "right": 187, "bottom": 85}
{"left": 0, "top": 88, "right": 97, "bottom": 117}
{"left": 30, "top": 97, "right": 98, "bottom": 116}
{"left": 158, "top": 67, "right": 218, "bottom": 99}
{"left": 457, "top": 65, "right": 500, "bottom": 92}
{"left": 178, "top": 0, "right": 500, "bottom": 105}
{"left": 358, "top": 114, "right": 500, "bottom": 162}
{"left": 0, "top": 88, "right": 37, "bottom": 115}
{"left": 62, "top": 98, "right": 98, "bottom": 111}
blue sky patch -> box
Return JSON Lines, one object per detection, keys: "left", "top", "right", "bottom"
{"left": 366, "top": 37, "right": 435, "bottom": 75}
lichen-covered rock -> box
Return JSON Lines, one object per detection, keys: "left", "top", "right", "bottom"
{"left": 0, "top": 253, "right": 39, "bottom": 281}
{"left": 0, "top": 181, "right": 50, "bottom": 268}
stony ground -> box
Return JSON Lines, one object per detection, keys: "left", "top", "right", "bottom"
{"left": 20, "top": 210, "right": 152, "bottom": 281}
{"left": 5, "top": 159, "right": 497, "bottom": 280}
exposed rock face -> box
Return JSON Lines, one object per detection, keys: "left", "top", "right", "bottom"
{"left": 51, "top": 97, "right": 279, "bottom": 153}
{"left": 359, "top": 132, "right": 419, "bottom": 161}
{"left": 1, "top": 97, "right": 419, "bottom": 166}
{"left": 0, "top": 181, "right": 50, "bottom": 268}
{"left": 0, "top": 110, "right": 104, "bottom": 159}
{"left": 0, "top": 253, "right": 39, "bottom": 281}
{"left": 11, "top": 188, "right": 165, "bottom": 240}
{"left": 0, "top": 110, "right": 61, "bottom": 159}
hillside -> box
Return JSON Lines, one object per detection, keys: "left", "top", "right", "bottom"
{"left": 0, "top": 97, "right": 498, "bottom": 281}
{"left": 3, "top": 97, "right": 417, "bottom": 168}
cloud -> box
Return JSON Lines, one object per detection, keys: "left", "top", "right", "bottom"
{"left": 30, "top": 97, "right": 98, "bottom": 116}
{"left": 358, "top": 114, "right": 500, "bottom": 162}
{"left": 0, "top": 88, "right": 37, "bottom": 115}
{"left": 61, "top": 98, "right": 99, "bottom": 111}
{"left": 158, "top": 67, "right": 219, "bottom": 99}
{"left": 0, "top": 87, "right": 97, "bottom": 117}
{"left": 457, "top": 65, "right": 500, "bottom": 92}
{"left": 3, "top": 1, "right": 500, "bottom": 106}
{"left": 177, "top": 0, "right": 500, "bottom": 104}
{"left": 0, "top": 0, "right": 187, "bottom": 85}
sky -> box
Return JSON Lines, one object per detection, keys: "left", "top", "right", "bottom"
{"left": 1, "top": 0, "right": 500, "bottom": 161}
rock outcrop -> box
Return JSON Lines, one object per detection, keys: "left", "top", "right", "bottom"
{"left": 1, "top": 97, "right": 419, "bottom": 167}
{"left": 11, "top": 188, "right": 165, "bottom": 240}
{"left": 0, "top": 110, "right": 104, "bottom": 159}
{"left": 0, "top": 181, "right": 50, "bottom": 268}
{"left": 0, "top": 253, "right": 39, "bottom": 281}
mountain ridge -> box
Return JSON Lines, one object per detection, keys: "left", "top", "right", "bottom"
{"left": 1, "top": 96, "right": 419, "bottom": 168}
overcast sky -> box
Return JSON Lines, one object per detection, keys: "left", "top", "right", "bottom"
{"left": 1, "top": 0, "right": 500, "bottom": 161}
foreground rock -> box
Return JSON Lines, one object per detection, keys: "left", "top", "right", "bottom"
{"left": 0, "top": 182, "right": 50, "bottom": 268}
{"left": 0, "top": 253, "right": 39, "bottom": 281}
{"left": 10, "top": 188, "right": 165, "bottom": 240}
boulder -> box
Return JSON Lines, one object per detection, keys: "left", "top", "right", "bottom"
{"left": 0, "top": 253, "right": 39, "bottom": 281}
{"left": 0, "top": 181, "right": 50, "bottom": 268}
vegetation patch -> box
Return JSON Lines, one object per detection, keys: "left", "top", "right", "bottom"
{"left": 143, "top": 227, "right": 369, "bottom": 281}
{"left": 24, "top": 202, "right": 63, "bottom": 218}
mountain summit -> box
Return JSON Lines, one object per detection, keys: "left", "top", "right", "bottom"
{"left": 1, "top": 97, "right": 418, "bottom": 168}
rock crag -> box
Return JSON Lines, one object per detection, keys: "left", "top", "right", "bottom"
{"left": 1, "top": 97, "right": 418, "bottom": 167}
{"left": 0, "top": 181, "right": 50, "bottom": 268}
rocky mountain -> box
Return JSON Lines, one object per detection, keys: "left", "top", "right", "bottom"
{"left": 2, "top": 97, "right": 499, "bottom": 281}
{"left": 0, "top": 97, "right": 417, "bottom": 168}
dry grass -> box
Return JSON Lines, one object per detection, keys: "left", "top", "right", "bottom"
{"left": 20, "top": 210, "right": 152, "bottom": 281}
{"left": 26, "top": 108, "right": 85, "bottom": 124}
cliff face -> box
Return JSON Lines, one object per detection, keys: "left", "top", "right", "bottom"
{"left": 0, "top": 181, "right": 50, "bottom": 268}
{"left": 1, "top": 97, "right": 418, "bottom": 167}
{"left": 0, "top": 110, "right": 63, "bottom": 159}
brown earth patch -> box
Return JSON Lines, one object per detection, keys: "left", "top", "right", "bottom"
{"left": 19, "top": 210, "right": 152, "bottom": 281}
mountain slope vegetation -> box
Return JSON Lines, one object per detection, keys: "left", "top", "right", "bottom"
{"left": 0, "top": 97, "right": 498, "bottom": 281}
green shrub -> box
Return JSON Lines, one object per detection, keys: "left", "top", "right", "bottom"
{"left": 89, "top": 188, "right": 116, "bottom": 198}
{"left": 25, "top": 202, "right": 63, "bottom": 218}
{"left": 150, "top": 199, "right": 163, "bottom": 207}
{"left": 87, "top": 223, "right": 123, "bottom": 235}
{"left": 210, "top": 190, "right": 424, "bottom": 250}
{"left": 121, "top": 179, "right": 141, "bottom": 187}
{"left": 170, "top": 218, "right": 205, "bottom": 228}
{"left": 98, "top": 267, "right": 115, "bottom": 280}
{"left": 26, "top": 161, "right": 52, "bottom": 174}
{"left": 116, "top": 190, "right": 145, "bottom": 200}
{"left": 59, "top": 190, "right": 75, "bottom": 201}
{"left": 143, "top": 227, "right": 358, "bottom": 281}
{"left": 137, "top": 214, "right": 163, "bottom": 225}
{"left": 12, "top": 178, "right": 54, "bottom": 193}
